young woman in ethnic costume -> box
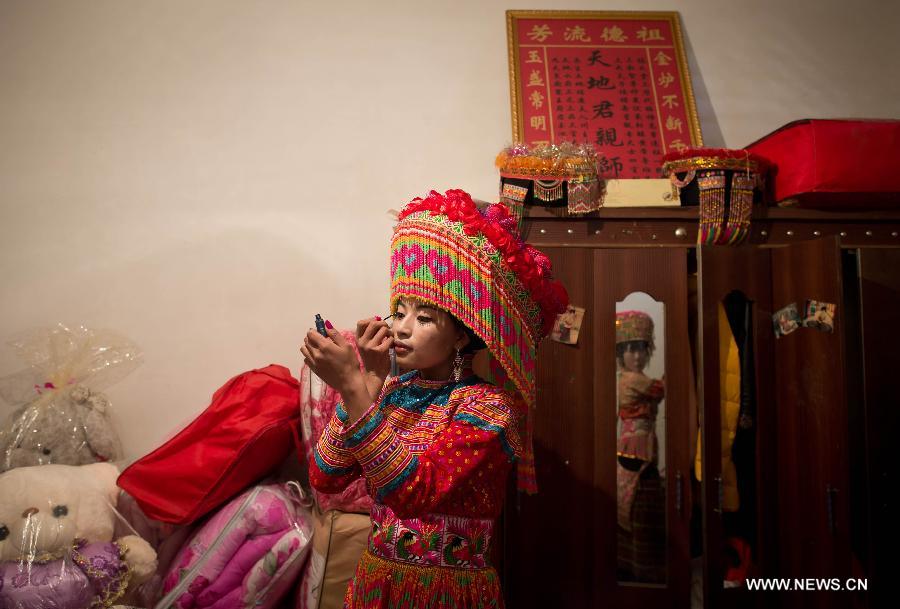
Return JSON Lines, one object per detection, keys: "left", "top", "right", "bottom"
{"left": 300, "top": 189, "right": 567, "bottom": 608}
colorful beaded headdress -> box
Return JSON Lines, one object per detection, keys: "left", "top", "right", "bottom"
{"left": 496, "top": 142, "right": 607, "bottom": 227}
{"left": 662, "top": 148, "right": 769, "bottom": 246}
{"left": 615, "top": 310, "right": 655, "bottom": 354}
{"left": 390, "top": 189, "right": 569, "bottom": 494}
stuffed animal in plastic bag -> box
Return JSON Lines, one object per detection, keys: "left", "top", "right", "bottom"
{"left": 0, "top": 384, "right": 122, "bottom": 472}
{"left": 0, "top": 323, "right": 140, "bottom": 473}
{"left": 0, "top": 462, "right": 157, "bottom": 609}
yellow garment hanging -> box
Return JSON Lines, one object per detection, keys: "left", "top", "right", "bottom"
{"left": 694, "top": 303, "right": 741, "bottom": 512}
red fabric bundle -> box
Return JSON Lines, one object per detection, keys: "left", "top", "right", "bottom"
{"left": 117, "top": 364, "right": 301, "bottom": 524}
{"left": 746, "top": 118, "right": 900, "bottom": 208}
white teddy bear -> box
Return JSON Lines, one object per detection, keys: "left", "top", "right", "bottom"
{"left": 0, "top": 462, "right": 157, "bottom": 609}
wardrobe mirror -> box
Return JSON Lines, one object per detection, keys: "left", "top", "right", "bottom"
{"left": 615, "top": 292, "right": 667, "bottom": 585}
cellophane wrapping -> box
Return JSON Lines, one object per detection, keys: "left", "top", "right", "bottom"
{"left": 0, "top": 323, "right": 142, "bottom": 472}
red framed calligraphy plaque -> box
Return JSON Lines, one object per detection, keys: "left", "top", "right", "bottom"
{"left": 507, "top": 10, "right": 703, "bottom": 179}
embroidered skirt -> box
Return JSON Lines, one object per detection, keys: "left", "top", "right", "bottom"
{"left": 343, "top": 550, "right": 503, "bottom": 609}
{"left": 343, "top": 503, "right": 504, "bottom": 608}
{"left": 617, "top": 465, "right": 666, "bottom": 583}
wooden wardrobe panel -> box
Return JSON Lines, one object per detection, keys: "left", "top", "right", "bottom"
{"left": 593, "top": 248, "right": 691, "bottom": 609}
{"left": 770, "top": 237, "right": 851, "bottom": 609}
{"left": 503, "top": 246, "right": 595, "bottom": 609}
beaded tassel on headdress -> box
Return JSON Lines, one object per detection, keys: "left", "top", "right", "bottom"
{"left": 726, "top": 173, "right": 754, "bottom": 245}
{"left": 533, "top": 179, "right": 564, "bottom": 202}
{"left": 698, "top": 172, "right": 726, "bottom": 246}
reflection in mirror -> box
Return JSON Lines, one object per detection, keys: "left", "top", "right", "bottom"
{"left": 616, "top": 293, "right": 667, "bottom": 585}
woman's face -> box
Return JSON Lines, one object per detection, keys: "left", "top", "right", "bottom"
{"left": 391, "top": 298, "right": 467, "bottom": 379}
{"left": 621, "top": 341, "right": 649, "bottom": 372}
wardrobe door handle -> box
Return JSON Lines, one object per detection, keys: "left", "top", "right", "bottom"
{"left": 714, "top": 476, "right": 723, "bottom": 514}
{"left": 826, "top": 484, "right": 838, "bottom": 534}
{"left": 675, "top": 471, "right": 683, "bottom": 517}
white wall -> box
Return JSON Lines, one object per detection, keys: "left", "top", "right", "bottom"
{"left": 1, "top": 0, "right": 898, "bottom": 462}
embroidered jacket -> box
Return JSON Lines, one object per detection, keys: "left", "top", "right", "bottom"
{"left": 309, "top": 370, "right": 521, "bottom": 520}
{"left": 617, "top": 370, "right": 665, "bottom": 420}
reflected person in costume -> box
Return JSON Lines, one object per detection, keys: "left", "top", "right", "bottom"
{"left": 615, "top": 310, "right": 666, "bottom": 583}
{"left": 302, "top": 190, "right": 568, "bottom": 609}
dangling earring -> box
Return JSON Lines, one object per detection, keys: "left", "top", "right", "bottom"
{"left": 452, "top": 347, "right": 463, "bottom": 382}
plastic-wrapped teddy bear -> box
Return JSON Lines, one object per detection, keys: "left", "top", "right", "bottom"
{"left": 0, "top": 462, "right": 157, "bottom": 609}
{"left": 0, "top": 384, "right": 122, "bottom": 472}
{"left": 0, "top": 323, "right": 139, "bottom": 473}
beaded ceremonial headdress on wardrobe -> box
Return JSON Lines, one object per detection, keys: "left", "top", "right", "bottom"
{"left": 661, "top": 147, "right": 769, "bottom": 246}
{"left": 390, "top": 189, "right": 569, "bottom": 494}
{"left": 615, "top": 310, "right": 655, "bottom": 354}
{"left": 495, "top": 142, "right": 606, "bottom": 225}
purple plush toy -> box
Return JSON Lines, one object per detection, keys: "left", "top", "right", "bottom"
{"left": 0, "top": 463, "right": 157, "bottom": 609}
{"left": 0, "top": 539, "right": 134, "bottom": 609}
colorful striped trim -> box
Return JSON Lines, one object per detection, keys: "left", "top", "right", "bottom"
{"left": 375, "top": 456, "right": 419, "bottom": 503}
{"left": 313, "top": 413, "right": 358, "bottom": 475}
{"left": 340, "top": 398, "right": 416, "bottom": 493}
{"left": 313, "top": 445, "right": 356, "bottom": 476}
{"left": 344, "top": 404, "right": 386, "bottom": 449}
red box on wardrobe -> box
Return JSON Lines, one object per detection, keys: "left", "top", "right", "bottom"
{"left": 746, "top": 118, "right": 900, "bottom": 209}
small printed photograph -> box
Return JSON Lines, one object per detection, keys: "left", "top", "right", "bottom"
{"left": 551, "top": 304, "right": 586, "bottom": 345}
{"left": 802, "top": 299, "right": 836, "bottom": 333}
{"left": 773, "top": 302, "right": 801, "bottom": 338}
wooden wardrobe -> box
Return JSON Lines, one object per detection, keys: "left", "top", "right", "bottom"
{"left": 498, "top": 206, "right": 899, "bottom": 609}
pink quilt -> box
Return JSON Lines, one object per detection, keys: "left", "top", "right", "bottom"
{"left": 156, "top": 483, "right": 313, "bottom": 609}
